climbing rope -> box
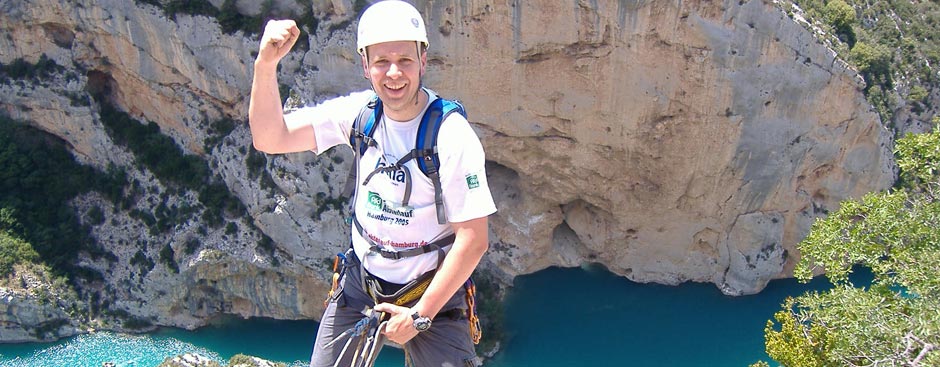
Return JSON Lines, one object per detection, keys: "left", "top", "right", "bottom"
{"left": 327, "top": 309, "right": 388, "bottom": 367}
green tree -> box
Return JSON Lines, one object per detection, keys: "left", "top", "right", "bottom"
{"left": 850, "top": 42, "right": 893, "bottom": 88}
{"left": 825, "top": 0, "right": 857, "bottom": 45}
{"left": 757, "top": 126, "right": 940, "bottom": 366}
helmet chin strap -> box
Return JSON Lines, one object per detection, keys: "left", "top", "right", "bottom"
{"left": 415, "top": 41, "right": 423, "bottom": 106}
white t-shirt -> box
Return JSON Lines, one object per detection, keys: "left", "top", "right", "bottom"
{"left": 284, "top": 89, "right": 497, "bottom": 283}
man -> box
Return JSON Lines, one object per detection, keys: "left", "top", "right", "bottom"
{"left": 247, "top": 1, "right": 496, "bottom": 366}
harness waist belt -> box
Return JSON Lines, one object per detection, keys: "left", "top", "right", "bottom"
{"left": 353, "top": 217, "right": 456, "bottom": 260}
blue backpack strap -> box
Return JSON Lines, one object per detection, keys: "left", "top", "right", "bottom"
{"left": 343, "top": 97, "right": 382, "bottom": 216}
{"left": 415, "top": 97, "right": 467, "bottom": 224}
{"left": 351, "top": 98, "right": 382, "bottom": 154}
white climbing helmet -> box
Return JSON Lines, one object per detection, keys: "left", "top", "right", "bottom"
{"left": 356, "top": 1, "right": 429, "bottom": 56}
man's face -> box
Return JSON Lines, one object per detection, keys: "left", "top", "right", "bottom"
{"left": 363, "top": 40, "right": 427, "bottom": 121}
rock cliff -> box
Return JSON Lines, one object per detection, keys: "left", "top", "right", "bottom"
{"left": 0, "top": 0, "right": 896, "bottom": 342}
{"left": 0, "top": 264, "right": 83, "bottom": 342}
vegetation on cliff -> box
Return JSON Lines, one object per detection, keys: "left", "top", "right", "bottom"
{"left": 0, "top": 115, "right": 107, "bottom": 339}
{"left": 782, "top": 0, "right": 939, "bottom": 130}
{"left": 1, "top": 54, "right": 276, "bottom": 332}
{"left": 0, "top": 114, "right": 124, "bottom": 278}
{"left": 753, "top": 120, "right": 940, "bottom": 366}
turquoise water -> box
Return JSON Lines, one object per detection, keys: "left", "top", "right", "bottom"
{"left": 490, "top": 265, "right": 836, "bottom": 367}
{"left": 0, "top": 266, "right": 845, "bottom": 367}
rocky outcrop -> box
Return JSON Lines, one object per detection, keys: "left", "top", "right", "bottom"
{"left": 0, "top": 290, "right": 74, "bottom": 342}
{"left": 157, "top": 352, "right": 284, "bottom": 367}
{"left": 158, "top": 353, "right": 221, "bottom": 367}
{"left": 0, "top": 0, "right": 896, "bottom": 341}
{"left": 0, "top": 265, "right": 84, "bottom": 343}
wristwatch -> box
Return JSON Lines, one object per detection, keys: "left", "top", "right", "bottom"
{"left": 411, "top": 311, "right": 432, "bottom": 332}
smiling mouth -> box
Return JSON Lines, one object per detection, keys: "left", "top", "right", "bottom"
{"left": 385, "top": 82, "right": 406, "bottom": 91}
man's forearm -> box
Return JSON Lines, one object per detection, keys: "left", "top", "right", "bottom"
{"left": 413, "top": 217, "right": 489, "bottom": 318}
{"left": 248, "top": 62, "right": 287, "bottom": 153}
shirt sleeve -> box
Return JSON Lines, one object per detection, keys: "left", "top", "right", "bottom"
{"left": 436, "top": 113, "right": 498, "bottom": 223}
{"left": 282, "top": 90, "right": 375, "bottom": 155}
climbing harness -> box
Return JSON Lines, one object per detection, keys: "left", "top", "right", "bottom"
{"left": 352, "top": 218, "right": 456, "bottom": 261}
{"left": 323, "top": 250, "right": 484, "bottom": 366}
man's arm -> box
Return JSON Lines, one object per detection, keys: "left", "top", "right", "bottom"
{"left": 374, "top": 216, "right": 489, "bottom": 344}
{"left": 248, "top": 20, "right": 316, "bottom": 154}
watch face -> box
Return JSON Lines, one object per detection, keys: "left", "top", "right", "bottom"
{"left": 414, "top": 317, "right": 432, "bottom": 331}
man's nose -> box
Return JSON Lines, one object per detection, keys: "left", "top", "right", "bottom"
{"left": 387, "top": 63, "right": 402, "bottom": 78}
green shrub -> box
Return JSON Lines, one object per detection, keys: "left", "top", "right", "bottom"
{"left": 824, "top": 0, "right": 857, "bottom": 44}
{"left": 245, "top": 147, "right": 267, "bottom": 179}
{"left": 0, "top": 231, "right": 39, "bottom": 276}
{"left": 909, "top": 85, "right": 929, "bottom": 103}
{"left": 130, "top": 250, "right": 155, "bottom": 275}
{"left": 130, "top": 209, "right": 157, "bottom": 228}
{"left": 850, "top": 42, "right": 892, "bottom": 85}
{"left": 86, "top": 205, "right": 106, "bottom": 226}
{"left": 313, "top": 192, "right": 347, "bottom": 220}
{"left": 184, "top": 237, "right": 200, "bottom": 255}
{"left": 0, "top": 54, "right": 64, "bottom": 82}
{"left": 161, "top": 0, "right": 219, "bottom": 20}
{"left": 217, "top": 0, "right": 263, "bottom": 34}
{"left": 224, "top": 221, "right": 238, "bottom": 235}
{"left": 198, "top": 182, "right": 245, "bottom": 229}
{"left": 146, "top": 0, "right": 268, "bottom": 36}
{"left": 203, "top": 117, "right": 236, "bottom": 151}
{"left": 258, "top": 233, "right": 274, "bottom": 250}
{"left": 159, "top": 244, "right": 179, "bottom": 273}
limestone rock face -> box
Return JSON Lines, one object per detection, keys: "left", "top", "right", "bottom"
{"left": 0, "top": 266, "right": 83, "bottom": 343}
{"left": 0, "top": 289, "right": 77, "bottom": 342}
{"left": 420, "top": 0, "right": 895, "bottom": 295}
{"left": 0, "top": 0, "right": 896, "bottom": 340}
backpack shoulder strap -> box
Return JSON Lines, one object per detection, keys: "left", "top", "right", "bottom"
{"left": 415, "top": 97, "right": 467, "bottom": 224}
{"left": 343, "top": 97, "right": 383, "bottom": 215}
{"left": 350, "top": 98, "right": 382, "bottom": 154}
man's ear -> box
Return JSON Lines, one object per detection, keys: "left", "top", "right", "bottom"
{"left": 419, "top": 49, "right": 427, "bottom": 75}
{"left": 361, "top": 54, "right": 369, "bottom": 79}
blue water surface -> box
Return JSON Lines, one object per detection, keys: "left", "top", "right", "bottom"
{"left": 489, "top": 265, "right": 836, "bottom": 367}
{"left": 0, "top": 265, "right": 846, "bottom": 367}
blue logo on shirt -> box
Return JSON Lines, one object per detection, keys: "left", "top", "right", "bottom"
{"left": 375, "top": 156, "right": 406, "bottom": 183}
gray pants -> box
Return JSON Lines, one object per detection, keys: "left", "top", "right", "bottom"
{"left": 309, "top": 252, "right": 481, "bottom": 367}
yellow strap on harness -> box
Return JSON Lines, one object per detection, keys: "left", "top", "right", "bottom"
{"left": 364, "top": 273, "right": 434, "bottom": 307}
{"left": 394, "top": 276, "right": 432, "bottom": 306}
{"left": 324, "top": 255, "right": 341, "bottom": 307}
